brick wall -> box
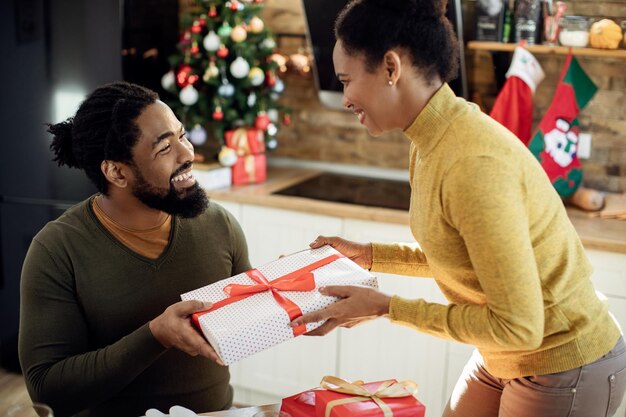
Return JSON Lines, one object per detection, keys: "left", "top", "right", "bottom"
{"left": 184, "top": 0, "right": 626, "bottom": 192}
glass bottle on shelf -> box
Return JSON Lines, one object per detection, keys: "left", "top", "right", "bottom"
{"left": 514, "top": 0, "right": 542, "bottom": 45}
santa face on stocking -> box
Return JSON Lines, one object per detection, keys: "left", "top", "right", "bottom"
{"left": 544, "top": 118, "right": 578, "bottom": 167}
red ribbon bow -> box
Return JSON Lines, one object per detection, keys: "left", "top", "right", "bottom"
{"left": 192, "top": 253, "right": 344, "bottom": 336}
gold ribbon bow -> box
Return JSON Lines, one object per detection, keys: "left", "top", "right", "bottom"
{"left": 231, "top": 128, "right": 251, "bottom": 156}
{"left": 320, "top": 375, "right": 418, "bottom": 417}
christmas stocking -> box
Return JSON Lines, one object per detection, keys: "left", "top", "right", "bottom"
{"left": 490, "top": 46, "right": 545, "bottom": 145}
{"left": 528, "top": 54, "right": 597, "bottom": 198}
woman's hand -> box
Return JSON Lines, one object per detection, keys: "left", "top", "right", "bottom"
{"left": 149, "top": 300, "right": 224, "bottom": 365}
{"left": 310, "top": 235, "right": 373, "bottom": 270}
{"left": 291, "top": 285, "right": 391, "bottom": 336}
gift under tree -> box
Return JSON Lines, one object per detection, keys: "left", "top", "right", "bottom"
{"left": 161, "top": 0, "right": 290, "bottom": 176}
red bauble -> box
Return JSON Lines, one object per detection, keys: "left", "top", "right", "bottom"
{"left": 216, "top": 46, "right": 229, "bottom": 58}
{"left": 209, "top": 5, "right": 217, "bottom": 17}
{"left": 176, "top": 65, "right": 193, "bottom": 87}
{"left": 213, "top": 107, "right": 224, "bottom": 121}
{"left": 265, "top": 71, "right": 276, "bottom": 87}
{"left": 191, "top": 22, "right": 202, "bottom": 34}
{"left": 255, "top": 113, "right": 271, "bottom": 131}
{"left": 283, "top": 114, "right": 292, "bottom": 126}
{"left": 229, "top": 0, "right": 240, "bottom": 10}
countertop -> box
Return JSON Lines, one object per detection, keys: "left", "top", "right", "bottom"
{"left": 207, "top": 166, "right": 626, "bottom": 255}
{"left": 200, "top": 404, "right": 279, "bottom": 416}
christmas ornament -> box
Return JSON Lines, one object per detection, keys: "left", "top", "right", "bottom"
{"left": 255, "top": 112, "right": 271, "bottom": 131}
{"left": 248, "top": 16, "right": 264, "bottom": 33}
{"left": 189, "top": 124, "right": 207, "bottom": 146}
{"left": 216, "top": 45, "right": 229, "bottom": 59}
{"left": 203, "top": 60, "right": 220, "bottom": 81}
{"left": 218, "top": 22, "right": 233, "bottom": 38}
{"left": 230, "top": 56, "right": 250, "bottom": 79}
{"left": 209, "top": 5, "right": 217, "bottom": 17}
{"left": 267, "top": 108, "right": 278, "bottom": 122}
{"left": 161, "top": 70, "right": 175, "bottom": 90}
{"left": 191, "top": 21, "right": 202, "bottom": 34}
{"left": 190, "top": 41, "right": 200, "bottom": 55}
{"left": 218, "top": 146, "right": 238, "bottom": 167}
{"left": 266, "top": 137, "right": 278, "bottom": 150}
{"left": 179, "top": 85, "right": 199, "bottom": 106}
{"left": 248, "top": 67, "right": 264, "bottom": 86}
{"left": 266, "top": 123, "right": 278, "bottom": 136}
{"left": 218, "top": 79, "right": 235, "bottom": 97}
{"left": 230, "top": 25, "right": 247, "bottom": 43}
{"left": 228, "top": 0, "right": 240, "bottom": 11}
{"left": 213, "top": 106, "right": 224, "bottom": 121}
{"left": 265, "top": 71, "right": 276, "bottom": 87}
{"left": 261, "top": 37, "right": 276, "bottom": 50}
{"left": 247, "top": 92, "right": 257, "bottom": 107}
{"left": 203, "top": 30, "right": 221, "bottom": 52}
{"left": 272, "top": 78, "right": 285, "bottom": 94}
{"left": 176, "top": 65, "right": 193, "bottom": 87}
{"left": 282, "top": 114, "right": 292, "bottom": 126}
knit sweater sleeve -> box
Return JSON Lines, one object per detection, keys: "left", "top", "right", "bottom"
{"left": 370, "top": 242, "right": 432, "bottom": 277}
{"left": 19, "top": 239, "right": 167, "bottom": 417}
{"left": 389, "top": 155, "right": 545, "bottom": 351}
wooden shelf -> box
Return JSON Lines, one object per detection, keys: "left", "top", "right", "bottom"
{"left": 467, "top": 41, "right": 626, "bottom": 58}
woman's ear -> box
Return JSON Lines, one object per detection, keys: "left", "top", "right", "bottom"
{"left": 383, "top": 50, "right": 402, "bottom": 86}
{"left": 101, "top": 160, "right": 129, "bottom": 189}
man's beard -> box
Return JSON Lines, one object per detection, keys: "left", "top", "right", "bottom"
{"left": 130, "top": 164, "right": 209, "bottom": 219}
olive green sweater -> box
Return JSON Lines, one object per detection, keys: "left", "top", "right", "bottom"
{"left": 374, "top": 84, "right": 621, "bottom": 379}
{"left": 19, "top": 198, "right": 250, "bottom": 417}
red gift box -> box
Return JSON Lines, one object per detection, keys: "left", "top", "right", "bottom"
{"left": 314, "top": 376, "right": 425, "bottom": 417}
{"left": 232, "top": 154, "right": 266, "bottom": 185}
{"left": 280, "top": 390, "right": 317, "bottom": 417}
{"left": 225, "top": 128, "right": 265, "bottom": 155}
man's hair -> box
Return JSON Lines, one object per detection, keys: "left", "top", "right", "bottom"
{"left": 47, "top": 81, "right": 159, "bottom": 194}
{"left": 335, "top": 0, "right": 459, "bottom": 83}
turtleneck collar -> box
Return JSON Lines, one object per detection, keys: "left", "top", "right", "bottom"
{"left": 403, "top": 83, "right": 468, "bottom": 158}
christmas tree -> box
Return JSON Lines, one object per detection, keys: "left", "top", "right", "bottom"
{"left": 161, "top": 0, "right": 290, "bottom": 158}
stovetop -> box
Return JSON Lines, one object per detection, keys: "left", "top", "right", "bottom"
{"left": 272, "top": 172, "right": 411, "bottom": 211}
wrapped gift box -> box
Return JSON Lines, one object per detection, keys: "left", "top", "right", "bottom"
{"left": 280, "top": 390, "right": 317, "bottom": 417}
{"left": 315, "top": 377, "right": 425, "bottom": 417}
{"left": 231, "top": 154, "right": 266, "bottom": 185}
{"left": 225, "top": 128, "right": 265, "bottom": 155}
{"left": 180, "top": 245, "right": 378, "bottom": 365}
{"left": 193, "top": 163, "right": 232, "bottom": 190}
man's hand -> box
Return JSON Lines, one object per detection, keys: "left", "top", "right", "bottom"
{"left": 149, "top": 300, "right": 224, "bottom": 365}
{"left": 291, "top": 285, "right": 391, "bottom": 336}
{"left": 310, "top": 236, "right": 373, "bottom": 270}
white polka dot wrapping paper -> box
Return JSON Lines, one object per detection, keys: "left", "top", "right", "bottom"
{"left": 180, "top": 245, "right": 378, "bottom": 365}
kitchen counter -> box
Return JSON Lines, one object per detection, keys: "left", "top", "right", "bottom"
{"left": 207, "top": 166, "right": 626, "bottom": 255}
{"left": 200, "top": 404, "right": 279, "bottom": 416}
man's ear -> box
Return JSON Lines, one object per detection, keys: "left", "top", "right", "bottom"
{"left": 101, "top": 160, "right": 129, "bottom": 189}
{"left": 383, "top": 50, "right": 402, "bottom": 86}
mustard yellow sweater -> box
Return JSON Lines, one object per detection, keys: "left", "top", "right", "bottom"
{"left": 373, "top": 84, "right": 621, "bottom": 379}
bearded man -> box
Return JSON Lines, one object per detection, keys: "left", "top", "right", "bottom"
{"left": 19, "top": 82, "right": 250, "bottom": 417}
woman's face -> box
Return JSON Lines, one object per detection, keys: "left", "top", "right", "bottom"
{"left": 332, "top": 40, "right": 394, "bottom": 136}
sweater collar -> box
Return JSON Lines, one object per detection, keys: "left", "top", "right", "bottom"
{"left": 403, "top": 83, "right": 460, "bottom": 157}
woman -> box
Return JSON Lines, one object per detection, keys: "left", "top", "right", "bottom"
{"left": 291, "top": 0, "right": 626, "bottom": 416}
